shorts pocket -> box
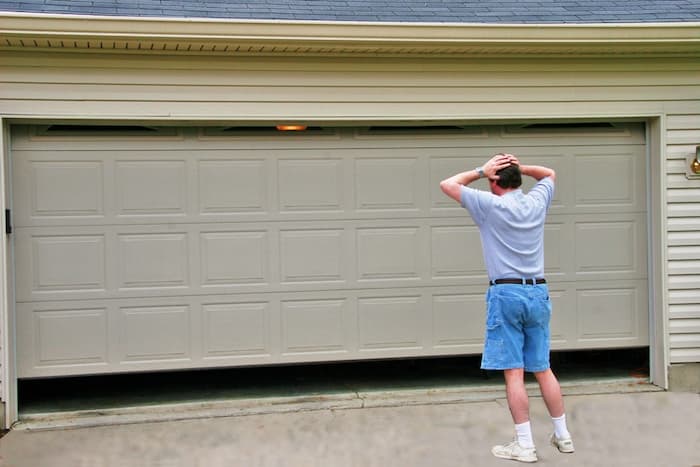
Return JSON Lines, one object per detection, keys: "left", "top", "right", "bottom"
{"left": 483, "top": 318, "right": 505, "bottom": 366}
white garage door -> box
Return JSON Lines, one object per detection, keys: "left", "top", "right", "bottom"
{"left": 11, "top": 123, "right": 648, "bottom": 378}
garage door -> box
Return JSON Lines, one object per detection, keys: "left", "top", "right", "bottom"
{"left": 11, "top": 123, "right": 648, "bottom": 378}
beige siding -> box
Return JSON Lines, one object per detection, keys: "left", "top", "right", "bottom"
{"left": 0, "top": 53, "right": 699, "bottom": 120}
{"left": 666, "top": 114, "right": 700, "bottom": 364}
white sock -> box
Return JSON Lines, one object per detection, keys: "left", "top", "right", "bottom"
{"left": 514, "top": 421, "right": 535, "bottom": 448}
{"left": 552, "top": 414, "right": 571, "bottom": 439}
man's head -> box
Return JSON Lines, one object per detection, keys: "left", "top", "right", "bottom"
{"left": 495, "top": 164, "right": 522, "bottom": 189}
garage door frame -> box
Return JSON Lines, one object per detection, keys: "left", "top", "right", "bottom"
{"left": 0, "top": 115, "right": 669, "bottom": 428}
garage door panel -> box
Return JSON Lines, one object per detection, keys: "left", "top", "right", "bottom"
{"left": 358, "top": 295, "right": 424, "bottom": 351}
{"left": 15, "top": 281, "right": 648, "bottom": 378}
{"left": 11, "top": 156, "right": 105, "bottom": 225}
{"left": 355, "top": 157, "right": 423, "bottom": 212}
{"left": 116, "top": 160, "right": 188, "bottom": 217}
{"left": 202, "top": 301, "right": 271, "bottom": 359}
{"left": 278, "top": 158, "right": 344, "bottom": 212}
{"left": 279, "top": 229, "right": 346, "bottom": 284}
{"left": 14, "top": 228, "right": 107, "bottom": 302}
{"left": 574, "top": 150, "right": 645, "bottom": 211}
{"left": 118, "top": 304, "right": 192, "bottom": 363}
{"left": 574, "top": 214, "right": 647, "bottom": 279}
{"left": 432, "top": 293, "right": 485, "bottom": 350}
{"left": 12, "top": 124, "right": 650, "bottom": 378}
{"left": 576, "top": 282, "right": 649, "bottom": 345}
{"left": 32, "top": 234, "right": 106, "bottom": 293}
{"left": 30, "top": 160, "right": 105, "bottom": 219}
{"left": 281, "top": 298, "right": 349, "bottom": 355}
{"left": 16, "top": 303, "right": 104, "bottom": 377}
{"left": 198, "top": 159, "right": 269, "bottom": 215}
{"left": 200, "top": 230, "right": 270, "bottom": 286}
{"left": 357, "top": 226, "right": 423, "bottom": 282}
{"left": 431, "top": 225, "right": 486, "bottom": 279}
{"left": 16, "top": 221, "right": 436, "bottom": 302}
{"left": 118, "top": 233, "right": 190, "bottom": 290}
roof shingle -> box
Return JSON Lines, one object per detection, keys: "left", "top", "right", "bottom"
{"left": 1, "top": 0, "right": 700, "bottom": 23}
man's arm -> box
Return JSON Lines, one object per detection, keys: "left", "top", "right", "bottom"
{"left": 505, "top": 154, "right": 555, "bottom": 181}
{"left": 520, "top": 164, "right": 556, "bottom": 182}
{"left": 439, "top": 169, "right": 480, "bottom": 203}
{"left": 439, "top": 153, "right": 515, "bottom": 203}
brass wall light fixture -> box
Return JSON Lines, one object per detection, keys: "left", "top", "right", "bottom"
{"left": 692, "top": 146, "right": 700, "bottom": 175}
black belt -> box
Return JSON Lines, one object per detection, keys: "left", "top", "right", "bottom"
{"left": 489, "top": 278, "right": 546, "bottom": 286}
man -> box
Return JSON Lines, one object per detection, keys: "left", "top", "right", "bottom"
{"left": 439, "top": 153, "right": 574, "bottom": 463}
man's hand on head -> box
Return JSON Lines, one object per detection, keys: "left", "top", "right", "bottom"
{"left": 502, "top": 153, "right": 520, "bottom": 166}
{"left": 483, "top": 153, "right": 517, "bottom": 180}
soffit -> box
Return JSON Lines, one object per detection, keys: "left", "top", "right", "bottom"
{"left": 1, "top": 13, "right": 699, "bottom": 58}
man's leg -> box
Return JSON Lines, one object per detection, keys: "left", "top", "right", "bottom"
{"left": 533, "top": 368, "right": 563, "bottom": 417}
{"left": 534, "top": 368, "right": 574, "bottom": 453}
{"left": 504, "top": 368, "right": 529, "bottom": 423}
{"left": 491, "top": 368, "right": 538, "bottom": 462}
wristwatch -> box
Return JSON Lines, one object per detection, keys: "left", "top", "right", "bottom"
{"left": 475, "top": 167, "right": 485, "bottom": 178}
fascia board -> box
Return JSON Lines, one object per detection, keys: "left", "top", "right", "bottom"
{"left": 1, "top": 12, "right": 699, "bottom": 56}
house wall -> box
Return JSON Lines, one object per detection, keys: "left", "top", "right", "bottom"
{"left": 666, "top": 114, "right": 700, "bottom": 366}
{"left": 0, "top": 51, "right": 699, "bottom": 408}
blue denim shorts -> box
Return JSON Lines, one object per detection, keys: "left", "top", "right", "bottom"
{"left": 480, "top": 284, "right": 552, "bottom": 372}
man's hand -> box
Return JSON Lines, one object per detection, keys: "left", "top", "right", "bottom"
{"left": 483, "top": 153, "right": 518, "bottom": 180}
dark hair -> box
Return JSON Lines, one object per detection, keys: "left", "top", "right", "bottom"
{"left": 496, "top": 164, "right": 522, "bottom": 189}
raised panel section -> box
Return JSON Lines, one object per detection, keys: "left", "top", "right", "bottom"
{"left": 282, "top": 299, "right": 347, "bottom": 354}
{"left": 575, "top": 221, "right": 637, "bottom": 273}
{"left": 432, "top": 294, "right": 484, "bottom": 348}
{"left": 30, "top": 161, "right": 103, "bottom": 217}
{"left": 116, "top": 160, "right": 187, "bottom": 216}
{"left": 431, "top": 226, "right": 484, "bottom": 278}
{"left": 121, "top": 305, "right": 190, "bottom": 361}
{"left": 198, "top": 159, "right": 267, "bottom": 214}
{"left": 203, "top": 302, "right": 269, "bottom": 357}
{"left": 33, "top": 308, "right": 107, "bottom": 366}
{"left": 575, "top": 153, "right": 637, "bottom": 207}
{"left": 118, "top": 233, "right": 189, "bottom": 289}
{"left": 577, "top": 288, "right": 638, "bottom": 340}
{"left": 356, "top": 158, "right": 419, "bottom": 210}
{"left": 31, "top": 235, "right": 105, "bottom": 292}
{"left": 200, "top": 231, "right": 268, "bottom": 286}
{"left": 358, "top": 296, "right": 422, "bottom": 350}
{"left": 280, "top": 229, "right": 344, "bottom": 283}
{"left": 278, "top": 159, "right": 343, "bottom": 211}
{"left": 357, "top": 227, "right": 421, "bottom": 281}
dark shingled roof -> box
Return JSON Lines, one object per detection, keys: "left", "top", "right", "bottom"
{"left": 1, "top": 0, "right": 700, "bottom": 23}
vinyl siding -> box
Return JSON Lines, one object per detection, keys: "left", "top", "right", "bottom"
{"left": 666, "top": 114, "right": 700, "bottom": 364}
{"left": 1, "top": 53, "right": 699, "bottom": 119}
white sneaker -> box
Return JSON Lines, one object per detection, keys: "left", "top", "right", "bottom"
{"left": 550, "top": 433, "right": 575, "bottom": 453}
{"left": 491, "top": 440, "right": 538, "bottom": 463}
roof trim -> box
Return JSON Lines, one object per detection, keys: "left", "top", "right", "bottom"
{"left": 1, "top": 12, "right": 699, "bottom": 57}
